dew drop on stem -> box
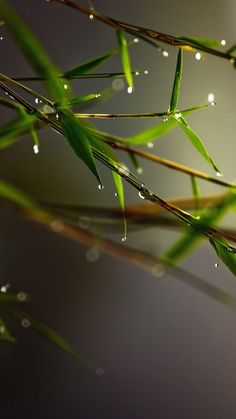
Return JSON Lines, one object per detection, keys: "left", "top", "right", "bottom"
{"left": 98, "top": 184, "right": 104, "bottom": 190}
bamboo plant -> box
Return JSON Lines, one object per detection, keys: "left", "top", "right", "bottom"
{"left": 0, "top": 0, "right": 236, "bottom": 373}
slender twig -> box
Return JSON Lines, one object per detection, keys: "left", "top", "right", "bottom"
{"left": 53, "top": 0, "right": 235, "bottom": 62}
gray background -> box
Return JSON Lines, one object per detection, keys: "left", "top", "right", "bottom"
{"left": 1, "top": 0, "right": 236, "bottom": 418}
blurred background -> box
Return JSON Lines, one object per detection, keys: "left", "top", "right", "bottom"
{"left": 1, "top": 0, "right": 236, "bottom": 418}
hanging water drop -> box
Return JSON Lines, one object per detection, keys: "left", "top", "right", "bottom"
{"left": 162, "top": 50, "right": 169, "bottom": 57}
{"left": 137, "top": 167, "right": 143, "bottom": 174}
{"left": 147, "top": 142, "right": 154, "bottom": 149}
{"left": 98, "top": 184, "right": 104, "bottom": 190}
{"left": 64, "top": 83, "right": 68, "bottom": 90}
{"left": 221, "top": 39, "right": 226, "bottom": 46}
{"left": 0, "top": 283, "right": 10, "bottom": 293}
{"left": 133, "top": 38, "right": 139, "bottom": 43}
{"left": 122, "top": 236, "right": 127, "bottom": 242}
{"left": 195, "top": 52, "right": 202, "bottom": 60}
{"left": 35, "top": 97, "right": 40, "bottom": 104}
{"left": 216, "top": 171, "right": 222, "bottom": 177}
{"left": 139, "top": 191, "right": 145, "bottom": 199}
{"left": 214, "top": 262, "right": 219, "bottom": 268}
{"left": 89, "top": 14, "right": 94, "bottom": 20}
{"left": 127, "top": 86, "right": 133, "bottom": 94}
{"left": 144, "top": 70, "right": 149, "bottom": 75}
{"left": 56, "top": 113, "right": 59, "bottom": 120}
{"left": 0, "top": 36, "right": 3, "bottom": 41}
{"left": 33, "top": 144, "right": 39, "bottom": 154}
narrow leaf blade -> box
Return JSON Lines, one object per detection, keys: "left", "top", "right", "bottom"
{"left": 170, "top": 48, "right": 183, "bottom": 111}
{"left": 116, "top": 30, "right": 133, "bottom": 89}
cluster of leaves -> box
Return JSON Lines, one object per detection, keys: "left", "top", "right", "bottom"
{"left": 1, "top": 0, "right": 236, "bottom": 371}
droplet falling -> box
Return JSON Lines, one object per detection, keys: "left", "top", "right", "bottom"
{"left": 114, "top": 192, "right": 118, "bottom": 197}
{"left": 162, "top": 50, "right": 169, "bottom": 57}
{"left": 33, "top": 144, "right": 39, "bottom": 154}
{"left": 195, "top": 52, "right": 202, "bottom": 60}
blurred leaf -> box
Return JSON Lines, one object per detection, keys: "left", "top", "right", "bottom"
{"left": 0, "top": 0, "right": 65, "bottom": 101}
{"left": 210, "top": 238, "right": 236, "bottom": 276}
{"left": 116, "top": 30, "right": 133, "bottom": 89}
{"left": 0, "top": 178, "right": 37, "bottom": 209}
{"left": 128, "top": 152, "right": 142, "bottom": 173}
{"left": 170, "top": 48, "right": 183, "bottom": 111}
{"left": 59, "top": 109, "right": 100, "bottom": 183}
{"left": 179, "top": 36, "right": 223, "bottom": 49}
{"left": 175, "top": 115, "right": 220, "bottom": 173}
{"left": 4, "top": 304, "right": 98, "bottom": 370}
{"left": 0, "top": 317, "right": 15, "bottom": 343}
{"left": 0, "top": 113, "right": 36, "bottom": 149}
{"left": 191, "top": 175, "right": 201, "bottom": 212}
{"left": 57, "top": 93, "right": 101, "bottom": 108}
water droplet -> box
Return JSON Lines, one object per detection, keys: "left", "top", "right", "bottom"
{"left": 0, "top": 283, "right": 10, "bottom": 293}
{"left": 127, "top": 86, "right": 133, "bottom": 94}
{"left": 135, "top": 71, "right": 140, "bottom": 76}
{"left": 216, "top": 171, "right": 222, "bottom": 177}
{"left": 214, "top": 262, "right": 219, "bottom": 268}
{"left": 17, "top": 292, "right": 27, "bottom": 302}
{"left": 230, "top": 58, "right": 235, "bottom": 64}
{"left": 144, "top": 70, "right": 149, "bottom": 75}
{"left": 51, "top": 219, "right": 64, "bottom": 232}
{"left": 96, "top": 367, "right": 104, "bottom": 376}
{"left": 98, "top": 184, "right": 104, "bottom": 190}
{"left": 207, "top": 92, "right": 215, "bottom": 104}
{"left": 112, "top": 78, "right": 124, "bottom": 92}
{"left": 195, "top": 52, "right": 202, "bottom": 60}
{"left": 43, "top": 104, "right": 54, "bottom": 113}
{"left": 147, "top": 142, "right": 154, "bottom": 149}
{"left": 35, "top": 97, "right": 40, "bottom": 104}
{"left": 175, "top": 113, "right": 182, "bottom": 119}
{"left": 139, "top": 191, "right": 145, "bottom": 199}
{"left": 162, "top": 50, "right": 169, "bottom": 57}
{"left": 221, "top": 39, "right": 226, "bottom": 46}
{"left": 21, "top": 318, "right": 30, "bottom": 328}
{"left": 122, "top": 236, "right": 127, "bottom": 242}
{"left": 86, "top": 247, "right": 100, "bottom": 263}
{"left": 137, "top": 167, "right": 143, "bottom": 174}
{"left": 133, "top": 38, "right": 139, "bottom": 43}
{"left": 64, "top": 83, "right": 68, "bottom": 90}
{"left": 33, "top": 144, "right": 39, "bottom": 154}
{"left": 56, "top": 113, "right": 59, "bottom": 120}
{"left": 95, "top": 94, "right": 101, "bottom": 98}
{"left": 0, "top": 36, "right": 3, "bottom": 41}
{"left": 152, "top": 264, "right": 165, "bottom": 278}
{"left": 163, "top": 117, "right": 168, "bottom": 122}
{"left": 114, "top": 192, "right": 118, "bottom": 197}
{"left": 0, "top": 326, "right": 5, "bottom": 334}
{"left": 89, "top": 14, "right": 94, "bottom": 20}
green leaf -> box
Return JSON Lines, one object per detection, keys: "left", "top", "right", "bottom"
{"left": 56, "top": 93, "right": 101, "bottom": 108}
{"left": 112, "top": 171, "right": 127, "bottom": 239}
{"left": 0, "top": 317, "right": 15, "bottom": 343}
{"left": 191, "top": 175, "right": 201, "bottom": 212}
{"left": 0, "top": 0, "right": 65, "bottom": 101}
{"left": 175, "top": 115, "right": 220, "bottom": 173}
{"left": 116, "top": 30, "right": 133, "bottom": 89}
{"left": 125, "top": 107, "right": 207, "bottom": 146}
{"left": 0, "top": 114, "right": 36, "bottom": 149}
{"left": 59, "top": 109, "right": 100, "bottom": 183}
{"left": 179, "top": 36, "right": 223, "bottom": 49}
{"left": 163, "top": 190, "right": 236, "bottom": 265}
{"left": 210, "top": 238, "right": 236, "bottom": 277}
{"left": 170, "top": 48, "right": 183, "bottom": 111}
{"left": 64, "top": 49, "right": 117, "bottom": 78}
